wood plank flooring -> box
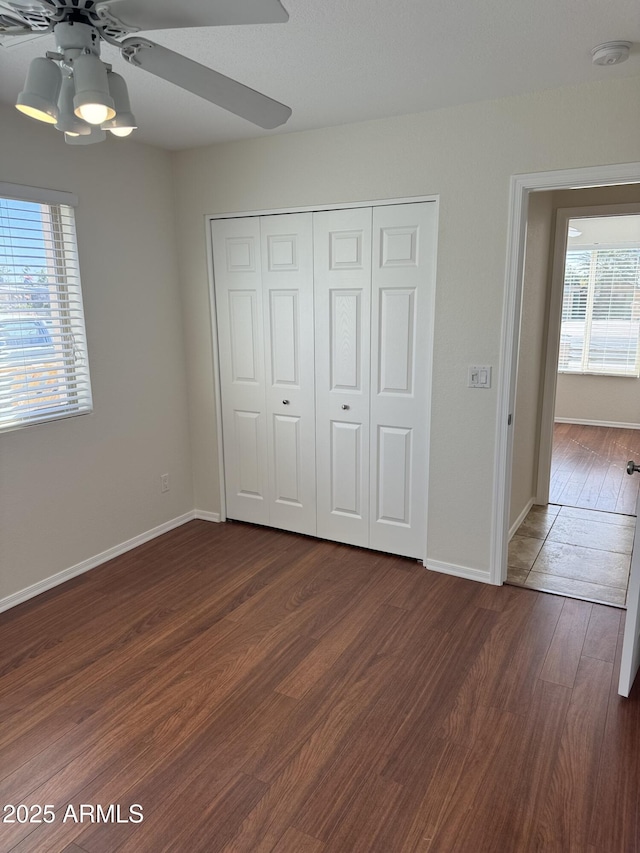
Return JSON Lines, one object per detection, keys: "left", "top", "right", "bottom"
{"left": 1, "top": 520, "right": 640, "bottom": 852}
{"left": 550, "top": 423, "right": 640, "bottom": 513}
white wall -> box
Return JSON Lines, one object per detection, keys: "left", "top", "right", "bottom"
{"left": 555, "top": 374, "right": 640, "bottom": 426}
{"left": 0, "top": 104, "right": 193, "bottom": 605}
{"left": 173, "top": 75, "right": 640, "bottom": 579}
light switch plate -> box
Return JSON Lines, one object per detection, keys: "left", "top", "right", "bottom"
{"left": 468, "top": 365, "right": 492, "bottom": 388}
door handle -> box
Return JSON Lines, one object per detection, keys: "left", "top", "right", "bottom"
{"left": 627, "top": 460, "right": 640, "bottom": 475}
{"left": 341, "top": 404, "right": 350, "bottom": 410}
{"left": 282, "top": 399, "right": 290, "bottom": 405}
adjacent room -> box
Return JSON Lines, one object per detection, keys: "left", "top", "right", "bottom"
{"left": 509, "top": 204, "right": 640, "bottom": 606}
{"left": 1, "top": 1, "right": 640, "bottom": 850}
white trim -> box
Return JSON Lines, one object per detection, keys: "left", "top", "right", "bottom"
{"left": 204, "top": 215, "right": 228, "bottom": 522}
{"left": 206, "top": 194, "right": 438, "bottom": 221}
{"left": 0, "top": 512, "right": 195, "bottom": 615}
{"left": 555, "top": 417, "right": 640, "bottom": 430}
{"left": 0, "top": 181, "right": 78, "bottom": 207}
{"left": 421, "top": 199, "right": 439, "bottom": 565}
{"left": 194, "top": 509, "right": 221, "bottom": 522}
{"left": 425, "top": 558, "right": 492, "bottom": 585}
{"left": 509, "top": 498, "right": 534, "bottom": 541}
{"left": 494, "top": 161, "right": 640, "bottom": 588}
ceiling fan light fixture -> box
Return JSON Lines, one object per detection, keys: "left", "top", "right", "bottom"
{"left": 65, "top": 126, "right": 107, "bottom": 145}
{"left": 9, "top": 0, "right": 292, "bottom": 145}
{"left": 72, "top": 52, "right": 115, "bottom": 125}
{"left": 55, "top": 74, "right": 92, "bottom": 136}
{"left": 15, "top": 56, "right": 62, "bottom": 124}
{"left": 102, "top": 70, "right": 137, "bottom": 138}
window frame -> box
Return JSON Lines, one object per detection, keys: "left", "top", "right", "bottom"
{"left": 560, "top": 240, "right": 640, "bottom": 378}
{"left": 0, "top": 181, "right": 93, "bottom": 433}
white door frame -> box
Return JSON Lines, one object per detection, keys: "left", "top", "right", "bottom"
{"left": 492, "top": 162, "right": 640, "bottom": 585}
{"left": 206, "top": 194, "right": 438, "bottom": 562}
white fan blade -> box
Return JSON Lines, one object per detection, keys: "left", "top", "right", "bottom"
{"left": 121, "top": 38, "right": 291, "bottom": 129}
{"left": 0, "top": 0, "right": 49, "bottom": 12}
{"left": 96, "top": 0, "right": 288, "bottom": 32}
{"left": 0, "top": 0, "right": 50, "bottom": 35}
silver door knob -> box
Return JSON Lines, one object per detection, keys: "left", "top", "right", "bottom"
{"left": 341, "top": 404, "right": 350, "bottom": 410}
{"left": 282, "top": 399, "right": 290, "bottom": 405}
{"left": 627, "top": 460, "right": 640, "bottom": 475}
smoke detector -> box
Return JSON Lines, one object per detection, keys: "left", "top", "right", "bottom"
{"left": 591, "top": 41, "right": 631, "bottom": 66}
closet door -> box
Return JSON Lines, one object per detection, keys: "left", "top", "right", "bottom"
{"left": 261, "top": 213, "right": 317, "bottom": 535}
{"left": 212, "top": 217, "right": 269, "bottom": 524}
{"left": 370, "top": 202, "right": 436, "bottom": 558}
{"left": 314, "top": 207, "right": 372, "bottom": 547}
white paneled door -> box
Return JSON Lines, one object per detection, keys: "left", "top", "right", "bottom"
{"left": 261, "top": 214, "right": 317, "bottom": 535}
{"left": 212, "top": 201, "right": 436, "bottom": 561}
{"left": 212, "top": 217, "right": 269, "bottom": 525}
{"left": 314, "top": 207, "right": 373, "bottom": 547}
{"left": 370, "top": 203, "right": 436, "bottom": 558}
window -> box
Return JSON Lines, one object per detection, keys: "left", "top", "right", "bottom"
{"left": 0, "top": 183, "right": 92, "bottom": 431}
{"left": 559, "top": 215, "right": 640, "bottom": 377}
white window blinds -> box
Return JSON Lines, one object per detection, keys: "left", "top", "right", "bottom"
{"left": 559, "top": 245, "right": 640, "bottom": 377}
{"left": 0, "top": 187, "right": 92, "bottom": 431}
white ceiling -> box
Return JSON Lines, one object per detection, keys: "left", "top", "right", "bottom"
{"left": 1, "top": 0, "right": 639, "bottom": 151}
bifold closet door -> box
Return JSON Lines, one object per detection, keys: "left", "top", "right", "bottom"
{"left": 260, "top": 213, "right": 317, "bottom": 535}
{"left": 212, "top": 217, "right": 269, "bottom": 525}
{"left": 314, "top": 207, "right": 372, "bottom": 547}
{"left": 213, "top": 202, "right": 436, "bottom": 559}
{"left": 370, "top": 202, "right": 436, "bottom": 558}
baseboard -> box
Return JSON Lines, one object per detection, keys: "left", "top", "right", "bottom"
{"left": 0, "top": 511, "right": 197, "bottom": 615}
{"left": 194, "top": 510, "right": 221, "bottom": 523}
{"left": 509, "top": 498, "right": 534, "bottom": 541}
{"left": 555, "top": 417, "right": 640, "bottom": 430}
{"left": 425, "top": 558, "right": 493, "bottom": 585}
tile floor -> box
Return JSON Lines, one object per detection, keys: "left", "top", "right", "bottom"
{"left": 507, "top": 504, "right": 634, "bottom": 607}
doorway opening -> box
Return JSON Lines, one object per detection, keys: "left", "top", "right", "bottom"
{"left": 505, "top": 192, "right": 640, "bottom": 606}
{"left": 507, "top": 423, "right": 640, "bottom": 606}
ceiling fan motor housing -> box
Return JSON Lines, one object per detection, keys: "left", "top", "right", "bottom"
{"left": 54, "top": 20, "right": 101, "bottom": 56}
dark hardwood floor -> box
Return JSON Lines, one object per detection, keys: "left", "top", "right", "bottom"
{"left": 550, "top": 423, "right": 640, "bottom": 514}
{"left": 1, "top": 520, "right": 639, "bottom": 852}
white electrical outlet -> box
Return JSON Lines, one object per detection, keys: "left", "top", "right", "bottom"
{"left": 468, "top": 365, "right": 492, "bottom": 388}
{"left": 160, "top": 473, "right": 170, "bottom": 493}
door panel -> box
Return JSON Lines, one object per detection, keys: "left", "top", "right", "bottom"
{"left": 376, "top": 425, "right": 412, "bottom": 526}
{"left": 269, "top": 290, "right": 299, "bottom": 385}
{"left": 234, "top": 410, "right": 265, "bottom": 498}
{"left": 261, "top": 213, "right": 316, "bottom": 535}
{"left": 378, "top": 287, "right": 416, "bottom": 394}
{"left": 212, "top": 217, "right": 269, "bottom": 524}
{"left": 370, "top": 203, "right": 436, "bottom": 558}
{"left": 314, "top": 208, "right": 372, "bottom": 547}
{"left": 228, "top": 290, "right": 261, "bottom": 383}
{"left": 272, "top": 413, "right": 303, "bottom": 505}
{"left": 330, "top": 420, "right": 363, "bottom": 516}
{"left": 330, "top": 289, "right": 363, "bottom": 391}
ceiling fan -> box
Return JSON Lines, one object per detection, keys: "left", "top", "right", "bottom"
{"left": 0, "top": 0, "right": 292, "bottom": 144}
